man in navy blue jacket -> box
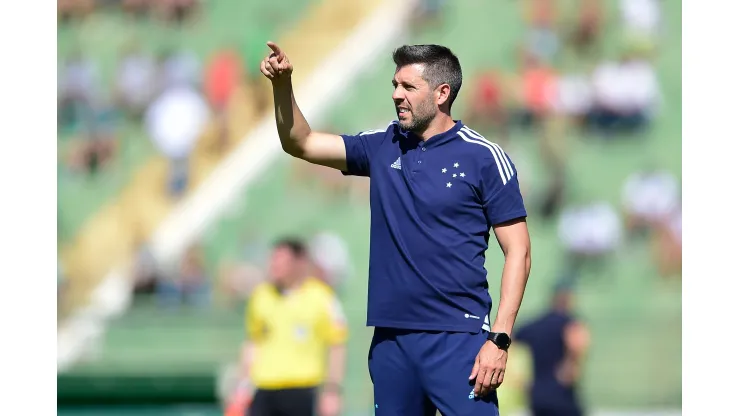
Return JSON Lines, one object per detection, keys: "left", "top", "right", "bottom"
{"left": 515, "top": 280, "right": 589, "bottom": 416}
{"left": 260, "top": 41, "right": 532, "bottom": 416}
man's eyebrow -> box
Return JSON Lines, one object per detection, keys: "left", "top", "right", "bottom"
{"left": 392, "top": 79, "right": 421, "bottom": 88}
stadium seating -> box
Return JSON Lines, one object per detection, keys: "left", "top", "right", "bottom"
{"left": 57, "top": 0, "right": 320, "bottom": 317}
{"left": 59, "top": 0, "right": 681, "bottom": 413}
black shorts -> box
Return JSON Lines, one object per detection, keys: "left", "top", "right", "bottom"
{"left": 248, "top": 386, "right": 317, "bottom": 416}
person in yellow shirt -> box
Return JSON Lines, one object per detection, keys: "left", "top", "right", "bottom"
{"left": 239, "top": 238, "right": 348, "bottom": 416}
{"left": 496, "top": 342, "right": 533, "bottom": 416}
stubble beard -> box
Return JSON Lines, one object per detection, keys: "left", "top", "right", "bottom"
{"left": 399, "top": 96, "right": 436, "bottom": 134}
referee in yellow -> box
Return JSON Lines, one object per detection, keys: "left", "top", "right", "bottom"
{"left": 242, "top": 238, "right": 348, "bottom": 416}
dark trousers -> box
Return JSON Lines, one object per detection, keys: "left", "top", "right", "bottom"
{"left": 531, "top": 407, "right": 583, "bottom": 416}
{"left": 248, "top": 387, "right": 317, "bottom": 416}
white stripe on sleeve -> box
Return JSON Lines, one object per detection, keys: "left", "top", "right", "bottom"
{"left": 461, "top": 126, "right": 514, "bottom": 180}
{"left": 456, "top": 130, "right": 509, "bottom": 185}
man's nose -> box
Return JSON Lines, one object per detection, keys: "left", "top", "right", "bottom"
{"left": 392, "top": 86, "right": 404, "bottom": 102}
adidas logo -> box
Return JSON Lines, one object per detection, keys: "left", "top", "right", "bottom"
{"left": 390, "top": 157, "right": 402, "bottom": 170}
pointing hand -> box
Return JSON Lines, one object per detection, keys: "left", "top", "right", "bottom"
{"left": 260, "top": 41, "right": 293, "bottom": 82}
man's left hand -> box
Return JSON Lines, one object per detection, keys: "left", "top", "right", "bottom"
{"left": 318, "top": 390, "right": 342, "bottom": 416}
{"left": 469, "top": 340, "right": 508, "bottom": 397}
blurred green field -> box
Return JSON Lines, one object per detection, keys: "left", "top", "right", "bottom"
{"left": 59, "top": 0, "right": 681, "bottom": 414}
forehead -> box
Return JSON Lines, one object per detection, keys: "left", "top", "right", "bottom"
{"left": 394, "top": 63, "right": 427, "bottom": 84}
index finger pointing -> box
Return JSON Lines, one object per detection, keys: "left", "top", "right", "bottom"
{"left": 266, "top": 41, "right": 283, "bottom": 57}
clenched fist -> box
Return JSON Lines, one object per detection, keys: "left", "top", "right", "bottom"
{"left": 260, "top": 41, "right": 293, "bottom": 82}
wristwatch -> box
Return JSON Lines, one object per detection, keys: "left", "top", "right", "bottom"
{"left": 486, "top": 332, "right": 511, "bottom": 351}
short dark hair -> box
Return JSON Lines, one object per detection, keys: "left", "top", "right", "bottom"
{"left": 392, "top": 44, "right": 463, "bottom": 109}
{"left": 273, "top": 237, "right": 308, "bottom": 258}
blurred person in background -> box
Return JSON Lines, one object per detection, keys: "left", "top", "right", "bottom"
{"left": 412, "top": 0, "right": 446, "bottom": 29}
{"left": 236, "top": 238, "right": 347, "bottom": 416}
{"left": 495, "top": 342, "right": 533, "bottom": 416}
{"left": 511, "top": 51, "right": 558, "bottom": 131}
{"left": 204, "top": 47, "right": 244, "bottom": 153}
{"left": 121, "top": 0, "right": 151, "bottom": 20}
{"left": 619, "top": 0, "right": 662, "bottom": 42}
{"left": 567, "top": 0, "right": 604, "bottom": 58}
{"left": 653, "top": 205, "right": 681, "bottom": 279}
{"left": 550, "top": 66, "right": 594, "bottom": 131}
{"left": 157, "top": 47, "right": 202, "bottom": 93}
{"left": 114, "top": 42, "right": 158, "bottom": 120}
{"left": 588, "top": 44, "right": 660, "bottom": 136}
{"left": 621, "top": 168, "right": 679, "bottom": 239}
{"left": 144, "top": 81, "right": 209, "bottom": 197}
{"left": 132, "top": 244, "right": 161, "bottom": 296}
{"left": 58, "top": 49, "right": 100, "bottom": 132}
{"left": 59, "top": 49, "right": 120, "bottom": 176}
{"left": 58, "top": 0, "right": 96, "bottom": 24}
{"left": 465, "top": 70, "right": 509, "bottom": 144}
{"left": 152, "top": 0, "right": 201, "bottom": 25}
{"left": 514, "top": 280, "right": 590, "bottom": 416}
{"left": 65, "top": 115, "right": 119, "bottom": 176}
{"left": 557, "top": 200, "right": 623, "bottom": 279}
{"left": 156, "top": 243, "right": 210, "bottom": 308}
{"left": 534, "top": 115, "right": 571, "bottom": 221}
{"left": 521, "top": 0, "right": 560, "bottom": 64}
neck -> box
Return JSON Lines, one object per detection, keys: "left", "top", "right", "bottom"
{"left": 416, "top": 114, "right": 456, "bottom": 141}
{"left": 276, "top": 275, "right": 307, "bottom": 293}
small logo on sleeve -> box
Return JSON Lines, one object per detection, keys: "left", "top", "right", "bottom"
{"left": 464, "top": 313, "right": 480, "bottom": 320}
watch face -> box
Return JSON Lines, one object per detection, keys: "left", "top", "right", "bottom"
{"left": 493, "top": 333, "right": 511, "bottom": 348}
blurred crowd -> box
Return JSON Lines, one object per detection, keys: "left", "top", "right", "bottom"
{"left": 59, "top": 0, "right": 202, "bottom": 26}
{"left": 464, "top": 3, "right": 679, "bottom": 412}
{"left": 223, "top": 2, "right": 680, "bottom": 415}
{"left": 459, "top": 0, "right": 680, "bottom": 284}
{"left": 283, "top": 2, "right": 680, "bottom": 412}
{"left": 58, "top": 0, "right": 265, "bottom": 198}
{"left": 130, "top": 231, "right": 352, "bottom": 311}
{"left": 289, "top": 0, "right": 680, "bottom": 286}
{"left": 57, "top": 0, "right": 680, "bottom": 415}
{"left": 58, "top": 42, "right": 259, "bottom": 196}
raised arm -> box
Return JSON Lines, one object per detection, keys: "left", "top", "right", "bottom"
{"left": 260, "top": 41, "right": 348, "bottom": 170}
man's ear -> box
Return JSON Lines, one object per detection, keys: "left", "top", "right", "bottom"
{"left": 437, "top": 83, "right": 452, "bottom": 106}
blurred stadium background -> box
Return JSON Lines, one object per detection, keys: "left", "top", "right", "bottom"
{"left": 57, "top": 0, "right": 681, "bottom": 415}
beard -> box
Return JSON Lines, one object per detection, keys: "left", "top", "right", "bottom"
{"left": 399, "top": 96, "right": 436, "bottom": 133}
